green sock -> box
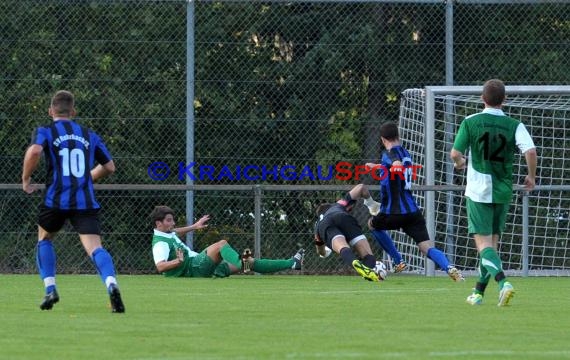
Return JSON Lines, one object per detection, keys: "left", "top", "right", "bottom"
{"left": 475, "top": 260, "right": 490, "bottom": 295}
{"left": 219, "top": 244, "right": 241, "bottom": 269}
{"left": 252, "top": 258, "right": 294, "bottom": 273}
{"left": 480, "top": 247, "right": 506, "bottom": 286}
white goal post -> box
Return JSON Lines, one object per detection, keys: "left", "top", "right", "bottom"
{"left": 397, "top": 85, "right": 570, "bottom": 277}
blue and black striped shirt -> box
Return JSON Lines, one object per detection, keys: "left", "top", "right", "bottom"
{"left": 31, "top": 120, "right": 112, "bottom": 210}
{"left": 378, "top": 145, "right": 419, "bottom": 215}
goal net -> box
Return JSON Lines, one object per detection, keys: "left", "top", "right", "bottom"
{"left": 396, "top": 86, "right": 570, "bottom": 276}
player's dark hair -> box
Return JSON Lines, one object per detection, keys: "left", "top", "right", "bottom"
{"left": 315, "top": 203, "right": 333, "bottom": 217}
{"left": 151, "top": 205, "right": 175, "bottom": 226}
{"left": 380, "top": 121, "right": 399, "bottom": 141}
{"left": 50, "top": 90, "right": 75, "bottom": 117}
{"left": 482, "top": 79, "right": 505, "bottom": 107}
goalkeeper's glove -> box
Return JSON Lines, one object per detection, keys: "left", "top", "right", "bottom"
{"left": 319, "top": 246, "right": 332, "bottom": 258}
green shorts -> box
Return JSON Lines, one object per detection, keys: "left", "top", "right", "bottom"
{"left": 466, "top": 198, "right": 509, "bottom": 236}
{"left": 182, "top": 249, "right": 232, "bottom": 278}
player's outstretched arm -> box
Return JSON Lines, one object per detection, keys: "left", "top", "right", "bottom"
{"left": 314, "top": 234, "right": 332, "bottom": 258}
{"left": 174, "top": 214, "right": 210, "bottom": 238}
{"left": 343, "top": 184, "right": 380, "bottom": 215}
{"left": 347, "top": 183, "right": 371, "bottom": 201}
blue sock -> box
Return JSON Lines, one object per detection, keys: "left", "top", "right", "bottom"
{"left": 371, "top": 230, "right": 403, "bottom": 264}
{"left": 427, "top": 247, "right": 450, "bottom": 270}
{"left": 91, "top": 248, "right": 118, "bottom": 291}
{"left": 36, "top": 240, "right": 56, "bottom": 294}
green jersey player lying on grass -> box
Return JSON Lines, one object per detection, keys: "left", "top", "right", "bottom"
{"left": 150, "top": 205, "right": 304, "bottom": 278}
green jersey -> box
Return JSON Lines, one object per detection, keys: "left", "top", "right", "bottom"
{"left": 453, "top": 108, "right": 535, "bottom": 204}
{"left": 151, "top": 229, "right": 199, "bottom": 277}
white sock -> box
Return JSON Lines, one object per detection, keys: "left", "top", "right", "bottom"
{"left": 105, "top": 276, "right": 117, "bottom": 289}
{"left": 43, "top": 277, "right": 56, "bottom": 288}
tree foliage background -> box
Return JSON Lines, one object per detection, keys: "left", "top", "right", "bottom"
{"left": 1, "top": 0, "right": 568, "bottom": 273}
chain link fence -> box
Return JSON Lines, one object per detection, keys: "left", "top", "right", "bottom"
{"left": 1, "top": 0, "right": 569, "bottom": 274}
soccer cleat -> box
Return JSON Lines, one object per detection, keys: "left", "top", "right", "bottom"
{"left": 39, "top": 289, "right": 60, "bottom": 310}
{"left": 393, "top": 261, "right": 407, "bottom": 273}
{"left": 466, "top": 293, "right": 484, "bottom": 305}
{"left": 447, "top": 266, "right": 465, "bottom": 282}
{"left": 352, "top": 260, "right": 379, "bottom": 282}
{"left": 241, "top": 248, "right": 253, "bottom": 273}
{"left": 291, "top": 248, "right": 305, "bottom": 270}
{"left": 109, "top": 284, "right": 125, "bottom": 313}
{"left": 498, "top": 282, "right": 514, "bottom": 307}
{"left": 367, "top": 201, "right": 381, "bottom": 216}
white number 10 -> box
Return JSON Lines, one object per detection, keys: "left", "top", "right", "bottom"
{"left": 59, "top": 148, "right": 85, "bottom": 177}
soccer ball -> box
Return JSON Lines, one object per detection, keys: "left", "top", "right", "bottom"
{"left": 374, "top": 261, "right": 387, "bottom": 281}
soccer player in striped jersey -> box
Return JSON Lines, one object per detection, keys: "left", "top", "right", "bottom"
{"left": 22, "top": 90, "right": 124, "bottom": 313}
{"left": 451, "top": 79, "right": 537, "bottom": 306}
{"left": 366, "top": 121, "right": 463, "bottom": 282}
{"left": 151, "top": 206, "right": 304, "bottom": 278}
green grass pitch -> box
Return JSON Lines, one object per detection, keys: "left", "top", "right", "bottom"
{"left": 1, "top": 274, "right": 569, "bottom": 360}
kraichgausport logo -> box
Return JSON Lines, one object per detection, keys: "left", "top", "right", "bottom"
{"left": 147, "top": 161, "right": 421, "bottom": 182}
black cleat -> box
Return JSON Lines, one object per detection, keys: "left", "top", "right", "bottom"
{"left": 40, "top": 289, "right": 59, "bottom": 310}
{"left": 109, "top": 284, "right": 125, "bottom": 313}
